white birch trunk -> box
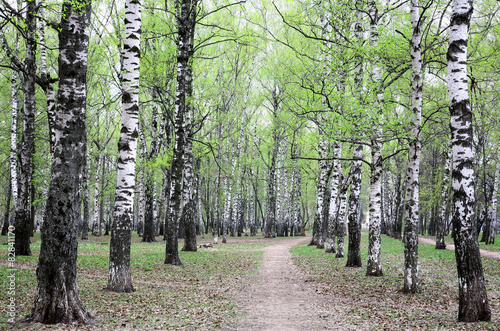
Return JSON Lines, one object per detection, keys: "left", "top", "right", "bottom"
{"left": 276, "top": 139, "right": 286, "bottom": 236}
{"left": 291, "top": 146, "right": 302, "bottom": 236}
{"left": 39, "top": 5, "right": 57, "bottom": 154}
{"left": 436, "top": 146, "right": 452, "bottom": 249}
{"left": 311, "top": 135, "right": 329, "bottom": 249}
{"left": 29, "top": 0, "right": 94, "bottom": 323}
{"left": 403, "top": 0, "right": 423, "bottom": 292}
{"left": 488, "top": 140, "right": 500, "bottom": 245}
{"left": 336, "top": 175, "right": 348, "bottom": 258}
{"left": 448, "top": 0, "right": 490, "bottom": 321}
{"left": 326, "top": 142, "right": 341, "bottom": 253}
{"left": 366, "top": 0, "right": 384, "bottom": 277}
{"left": 14, "top": 0, "right": 37, "bottom": 256}
{"left": 92, "top": 152, "right": 103, "bottom": 236}
{"left": 10, "top": 65, "right": 18, "bottom": 225}
{"left": 346, "top": 0, "right": 364, "bottom": 268}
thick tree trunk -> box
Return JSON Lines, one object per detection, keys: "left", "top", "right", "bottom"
{"left": 447, "top": 0, "right": 490, "bottom": 321}
{"left": 107, "top": 0, "right": 141, "bottom": 293}
{"left": 27, "top": 1, "right": 95, "bottom": 323}
{"left": 346, "top": 144, "right": 363, "bottom": 267}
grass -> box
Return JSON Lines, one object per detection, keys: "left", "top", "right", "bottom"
{"left": 0, "top": 232, "right": 277, "bottom": 330}
{"left": 1, "top": 231, "right": 498, "bottom": 330}
{"left": 421, "top": 233, "right": 500, "bottom": 253}
{"left": 291, "top": 231, "right": 500, "bottom": 330}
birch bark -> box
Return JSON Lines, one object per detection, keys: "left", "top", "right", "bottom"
{"left": 366, "top": 0, "right": 384, "bottom": 277}
{"left": 107, "top": 0, "right": 142, "bottom": 293}
{"left": 346, "top": 1, "right": 364, "bottom": 267}
{"left": 326, "top": 142, "right": 341, "bottom": 253}
{"left": 165, "top": 0, "right": 198, "bottom": 265}
{"left": 487, "top": 140, "right": 500, "bottom": 245}
{"left": 27, "top": 0, "right": 95, "bottom": 323}
{"left": 436, "top": 147, "right": 452, "bottom": 249}
{"left": 92, "top": 152, "right": 103, "bottom": 236}
{"left": 346, "top": 144, "right": 363, "bottom": 267}
{"left": 336, "top": 174, "right": 349, "bottom": 258}
{"left": 15, "top": 0, "right": 37, "bottom": 256}
{"left": 264, "top": 86, "right": 280, "bottom": 238}
{"left": 310, "top": 136, "right": 329, "bottom": 249}
{"left": 447, "top": 0, "right": 490, "bottom": 321}
{"left": 403, "top": 0, "right": 423, "bottom": 292}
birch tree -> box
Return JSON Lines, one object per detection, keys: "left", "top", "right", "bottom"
{"left": 27, "top": 0, "right": 95, "bottom": 323}
{"left": 487, "top": 139, "right": 500, "bottom": 245}
{"left": 15, "top": 0, "right": 37, "bottom": 256}
{"left": 108, "top": 0, "right": 142, "bottom": 293}
{"left": 436, "top": 146, "right": 451, "bottom": 249}
{"left": 325, "top": 142, "right": 341, "bottom": 253}
{"left": 165, "top": 0, "right": 198, "bottom": 265}
{"left": 0, "top": 24, "right": 19, "bottom": 237}
{"left": 447, "top": 0, "right": 490, "bottom": 321}
{"left": 403, "top": 0, "right": 423, "bottom": 293}
{"left": 366, "top": 0, "right": 384, "bottom": 277}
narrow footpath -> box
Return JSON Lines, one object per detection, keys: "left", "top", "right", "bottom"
{"left": 228, "top": 237, "right": 360, "bottom": 331}
{"left": 418, "top": 237, "right": 500, "bottom": 259}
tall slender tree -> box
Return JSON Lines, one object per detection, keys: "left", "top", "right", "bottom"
{"left": 346, "top": 144, "right": 363, "bottom": 267}
{"left": 15, "top": 0, "right": 37, "bottom": 256}
{"left": 447, "top": 0, "right": 490, "bottom": 321}
{"left": 403, "top": 0, "right": 423, "bottom": 293}
{"left": 165, "top": 0, "right": 198, "bottom": 265}
{"left": 436, "top": 146, "right": 451, "bottom": 249}
{"left": 108, "top": 0, "right": 142, "bottom": 293}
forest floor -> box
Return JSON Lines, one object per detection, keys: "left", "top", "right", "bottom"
{"left": 225, "top": 237, "right": 360, "bottom": 330}
{"left": 419, "top": 237, "right": 500, "bottom": 259}
{"left": 227, "top": 234, "right": 500, "bottom": 331}
{"left": 1, "top": 232, "right": 499, "bottom": 330}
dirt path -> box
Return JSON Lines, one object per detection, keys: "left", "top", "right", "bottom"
{"left": 418, "top": 237, "right": 500, "bottom": 259}
{"left": 228, "top": 237, "right": 359, "bottom": 331}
